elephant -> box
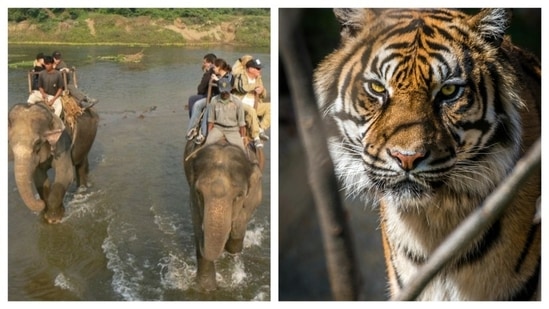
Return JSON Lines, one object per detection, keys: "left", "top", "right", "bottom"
{"left": 8, "top": 102, "right": 99, "bottom": 224}
{"left": 183, "top": 140, "right": 263, "bottom": 291}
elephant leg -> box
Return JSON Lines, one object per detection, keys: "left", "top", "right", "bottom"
{"left": 33, "top": 167, "right": 50, "bottom": 202}
{"left": 225, "top": 237, "right": 244, "bottom": 254}
{"left": 189, "top": 198, "right": 217, "bottom": 291}
{"left": 75, "top": 156, "right": 90, "bottom": 188}
{"left": 196, "top": 248, "right": 217, "bottom": 291}
{"left": 44, "top": 182, "right": 66, "bottom": 224}
{"left": 45, "top": 152, "right": 74, "bottom": 223}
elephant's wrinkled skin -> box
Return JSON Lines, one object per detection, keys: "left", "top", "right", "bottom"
{"left": 183, "top": 141, "right": 263, "bottom": 291}
{"left": 8, "top": 103, "right": 99, "bottom": 224}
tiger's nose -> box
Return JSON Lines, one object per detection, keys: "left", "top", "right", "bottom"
{"left": 388, "top": 149, "right": 427, "bottom": 171}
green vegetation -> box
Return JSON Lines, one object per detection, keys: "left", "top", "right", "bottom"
{"left": 8, "top": 8, "right": 270, "bottom": 47}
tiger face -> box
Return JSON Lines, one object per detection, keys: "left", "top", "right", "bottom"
{"left": 315, "top": 9, "right": 523, "bottom": 210}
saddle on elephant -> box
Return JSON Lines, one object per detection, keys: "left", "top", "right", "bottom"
{"left": 185, "top": 138, "right": 265, "bottom": 171}
{"left": 28, "top": 67, "right": 95, "bottom": 132}
{"left": 60, "top": 92, "right": 84, "bottom": 131}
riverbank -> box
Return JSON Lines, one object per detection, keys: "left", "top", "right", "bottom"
{"left": 7, "top": 9, "right": 270, "bottom": 48}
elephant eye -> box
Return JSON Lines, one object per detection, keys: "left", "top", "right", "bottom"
{"left": 235, "top": 191, "right": 246, "bottom": 202}
{"left": 33, "top": 139, "right": 42, "bottom": 153}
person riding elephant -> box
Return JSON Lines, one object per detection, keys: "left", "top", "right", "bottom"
{"left": 8, "top": 102, "right": 99, "bottom": 224}
{"left": 183, "top": 141, "right": 263, "bottom": 291}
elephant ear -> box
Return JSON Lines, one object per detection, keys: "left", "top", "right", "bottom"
{"left": 44, "top": 129, "right": 63, "bottom": 147}
{"left": 43, "top": 113, "right": 65, "bottom": 148}
{"left": 246, "top": 166, "right": 262, "bottom": 206}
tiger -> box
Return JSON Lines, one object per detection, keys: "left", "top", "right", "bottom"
{"left": 313, "top": 8, "right": 541, "bottom": 301}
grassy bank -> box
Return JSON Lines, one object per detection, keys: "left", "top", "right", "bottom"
{"left": 7, "top": 8, "right": 270, "bottom": 48}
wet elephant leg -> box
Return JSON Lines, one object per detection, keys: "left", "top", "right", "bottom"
{"left": 44, "top": 152, "right": 74, "bottom": 223}
{"left": 196, "top": 248, "right": 217, "bottom": 291}
{"left": 225, "top": 237, "right": 244, "bottom": 254}
{"left": 44, "top": 182, "right": 66, "bottom": 224}
{"left": 75, "top": 157, "right": 90, "bottom": 188}
{"left": 33, "top": 166, "right": 50, "bottom": 202}
{"left": 190, "top": 196, "right": 218, "bottom": 291}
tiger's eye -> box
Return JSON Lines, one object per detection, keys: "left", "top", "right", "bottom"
{"left": 440, "top": 84, "right": 456, "bottom": 96}
{"left": 370, "top": 81, "right": 386, "bottom": 94}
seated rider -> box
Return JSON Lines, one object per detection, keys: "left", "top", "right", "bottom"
{"left": 30, "top": 52, "right": 45, "bottom": 92}
{"left": 187, "top": 58, "right": 242, "bottom": 145}
{"left": 187, "top": 53, "right": 217, "bottom": 118}
{"left": 202, "top": 77, "right": 247, "bottom": 153}
{"left": 27, "top": 55, "right": 64, "bottom": 117}
{"left": 52, "top": 50, "right": 98, "bottom": 109}
{"left": 232, "top": 54, "right": 253, "bottom": 76}
{"left": 232, "top": 58, "right": 271, "bottom": 142}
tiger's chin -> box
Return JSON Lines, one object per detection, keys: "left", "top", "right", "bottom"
{"left": 379, "top": 180, "right": 438, "bottom": 211}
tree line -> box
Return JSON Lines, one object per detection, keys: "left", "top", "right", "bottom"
{"left": 8, "top": 8, "right": 270, "bottom": 23}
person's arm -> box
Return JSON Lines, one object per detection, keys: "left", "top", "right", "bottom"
{"left": 237, "top": 102, "right": 246, "bottom": 130}
{"left": 207, "top": 101, "right": 216, "bottom": 131}
{"left": 234, "top": 73, "right": 257, "bottom": 94}
{"left": 51, "top": 87, "right": 63, "bottom": 103}
{"left": 39, "top": 87, "right": 48, "bottom": 102}
{"left": 197, "top": 72, "right": 211, "bottom": 95}
{"left": 38, "top": 74, "right": 48, "bottom": 101}
{"left": 256, "top": 76, "right": 267, "bottom": 99}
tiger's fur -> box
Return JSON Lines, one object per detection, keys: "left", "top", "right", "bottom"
{"left": 314, "top": 8, "right": 540, "bottom": 300}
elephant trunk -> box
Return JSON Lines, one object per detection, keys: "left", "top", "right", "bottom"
{"left": 203, "top": 198, "right": 233, "bottom": 262}
{"left": 12, "top": 146, "right": 45, "bottom": 212}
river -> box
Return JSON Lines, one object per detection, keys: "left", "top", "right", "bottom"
{"left": 6, "top": 44, "right": 271, "bottom": 301}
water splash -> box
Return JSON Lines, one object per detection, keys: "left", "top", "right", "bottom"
{"left": 54, "top": 273, "right": 75, "bottom": 291}
{"left": 152, "top": 207, "right": 183, "bottom": 236}
{"left": 101, "top": 231, "right": 165, "bottom": 300}
{"left": 158, "top": 253, "right": 195, "bottom": 290}
{"left": 54, "top": 272, "right": 82, "bottom": 298}
{"left": 61, "top": 188, "right": 102, "bottom": 222}
{"left": 252, "top": 285, "right": 270, "bottom": 301}
{"left": 244, "top": 225, "right": 265, "bottom": 248}
{"left": 229, "top": 255, "right": 247, "bottom": 285}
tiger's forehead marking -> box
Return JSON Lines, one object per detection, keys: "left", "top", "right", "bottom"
{"left": 363, "top": 18, "right": 461, "bottom": 93}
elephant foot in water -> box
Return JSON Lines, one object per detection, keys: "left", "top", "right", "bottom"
{"left": 43, "top": 183, "right": 66, "bottom": 224}
{"left": 43, "top": 208, "right": 65, "bottom": 224}
{"left": 197, "top": 258, "right": 217, "bottom": 291}
{"left": 225, "top": 237, "right": 244, "bottom": 254}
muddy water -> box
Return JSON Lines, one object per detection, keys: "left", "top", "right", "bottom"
{"left": 6, "top": 45, "right": 271, "bottom": 301}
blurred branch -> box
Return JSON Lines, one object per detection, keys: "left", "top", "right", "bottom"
{"left": 279, "top": 9, "right": 360, "bottom": 301}
{"left": 392, "top": 138, "right": 541, "bottom": 301}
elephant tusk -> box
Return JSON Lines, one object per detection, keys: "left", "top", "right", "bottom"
{"left": 184, "top": 146, "right": 205, "bottom": 162}
{"left": 44, "top": 128, "right": 63, "bottom": 136}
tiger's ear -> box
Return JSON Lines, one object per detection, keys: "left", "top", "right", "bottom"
{"left": 334, "top": 8, "right": 379, "bottom": 40}
{"left": 469, "top": 8, "right": 511, "bottom": 47}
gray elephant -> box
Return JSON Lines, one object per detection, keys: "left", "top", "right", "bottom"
{"left": 183, "top": 141, "right": 263, "bottom": 291}
{"left": 8, "top": 103, "right": 99, "bottom": 224}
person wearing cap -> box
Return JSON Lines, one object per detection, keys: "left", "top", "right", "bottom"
{"left": 202, "top": 77, "right": 247, "bottom": 153}
{"left": 52, "top": 50, "right": 98, "bottom": 109}
{"left": 27, "top": 55, "right": 64, "bottom": 117}
{"left": 187, "top": 53, "right": 217, "bottom": 118}
{"left": 233, "top": 58, "right": 271, "bottom": 141}
{"left": 232, "top": 54, "right": 253, "bottom": 76}
{"left": 187, "top": 58, "right": 234, "bottom": 145}
{"left": 52, "top": 51, "right": 70, "bottom": 73}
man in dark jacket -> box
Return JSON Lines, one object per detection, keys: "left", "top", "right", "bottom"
{"left": 187, "top": 53, "right": 217, "bottom": 117}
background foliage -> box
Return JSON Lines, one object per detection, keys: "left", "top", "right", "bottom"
{"left": 7, "top": 8, "right": 270, "bottom": 47}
